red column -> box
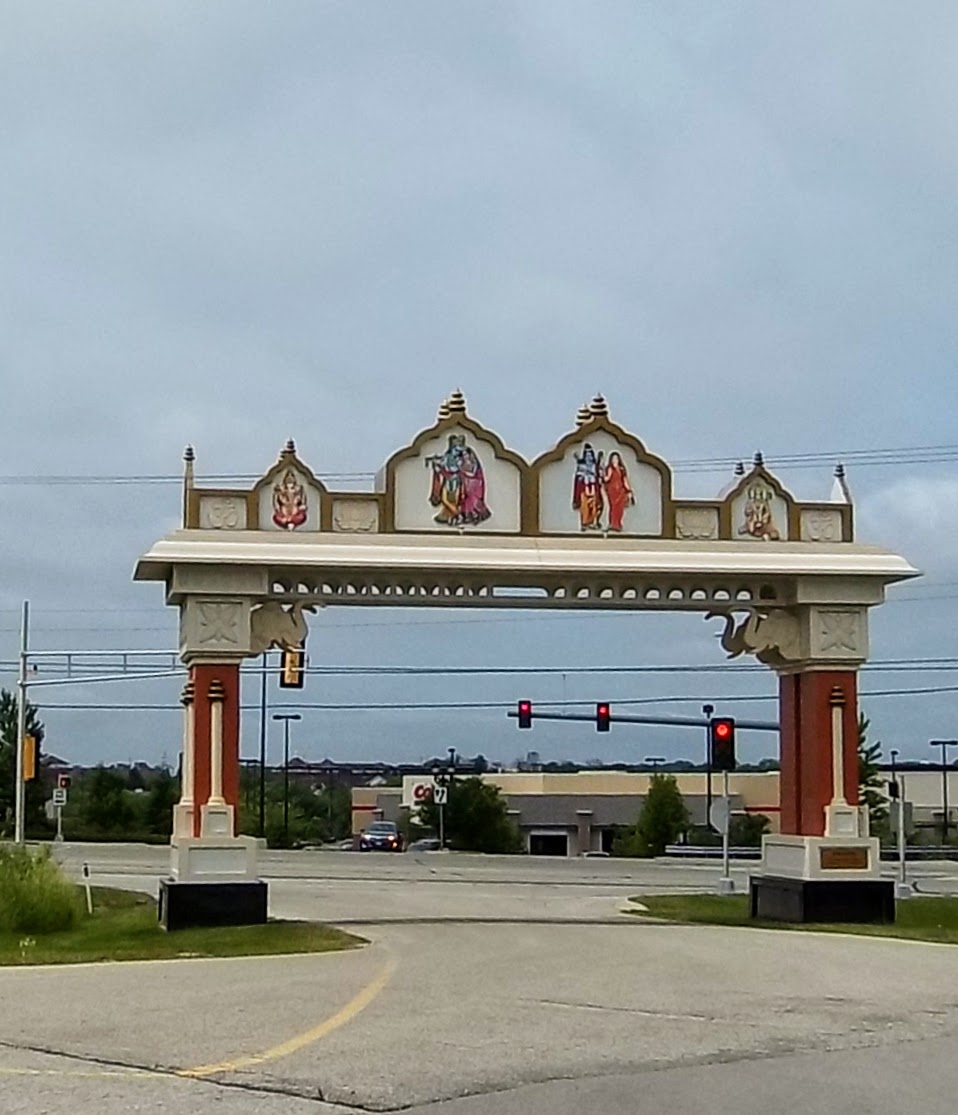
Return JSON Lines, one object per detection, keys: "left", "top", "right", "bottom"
{"left": 188, "top": 663, "right": 241, "bottom": 837}
{"left": 778, "top": 670, "right": 859, "bottom": 836}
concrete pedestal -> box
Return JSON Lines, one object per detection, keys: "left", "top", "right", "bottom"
{"left": 159, "top": 879, "right": 268, "bottom": 931}
{"left": 162, "top": 833, "right": 266, "bottom": 931}
{"left": 750, "top": 833, "right": 895, "bottom": 924}
{"left": 750, "top": 876, "right": 894, "bottom": 924}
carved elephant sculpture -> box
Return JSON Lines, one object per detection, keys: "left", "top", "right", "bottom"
{"left": 706, "top": 608, "right": 801, "bottom": 669}
{"left": 249, "top": 600, "right": 316, "bottom": 655}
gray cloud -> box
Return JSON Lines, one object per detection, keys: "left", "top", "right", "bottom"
{"left": 2, "top": 2, "right": 957, "bottom": 765}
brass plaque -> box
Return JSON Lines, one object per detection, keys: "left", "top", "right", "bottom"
{"left": 820, "top": 846, "right": 869, "bottom": 871}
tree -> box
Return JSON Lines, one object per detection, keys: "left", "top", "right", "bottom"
{"left": 78, "top": 766, "right": 134, "bottom": 834}
{"left": 144, "top": 769, "right": 179, "bottom": 836}
{"left": 417, "top": 777, "right": 522, "bottom": 853}
{"left": 729, "top": 813, "right": 771, "bottom": 846}
{"left": 858, "top": 712, "right": 888, "bottom": 835}
{"left": 0, "top": 689, "right": 47, "bottom": 838}
{"left": 613, "top": 774, "right": 689, "bottom": 857}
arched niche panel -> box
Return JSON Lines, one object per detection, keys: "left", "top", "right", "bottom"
{"left": 384, "top": 415, "right": 528, "bottom": 534}
{"left": 534, "top": 421, "right": 670, "bottom": 536}
{"left": 723, "top": 466, "right": 795, "bottom": 542}
{"left": 252, "top": 446, "right": 326, "bottom": 532}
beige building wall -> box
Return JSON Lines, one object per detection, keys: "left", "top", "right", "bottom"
{"left": 486, "top": 771, "right": 781, "bottom": 829}
{"left": 359, "top": 772, "right": 785, "bottom": 836}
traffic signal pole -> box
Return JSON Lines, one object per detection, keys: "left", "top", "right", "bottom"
{"left": 507, "top": 708, "right": 779, "bottom": 731}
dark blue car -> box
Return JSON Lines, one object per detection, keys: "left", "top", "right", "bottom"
{"left": 359, "top": 821, "right": 404, "bottom": 852}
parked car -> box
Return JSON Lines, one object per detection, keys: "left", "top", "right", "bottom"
{"left": 359, "top": 821, "right": 404, "bottom": 852}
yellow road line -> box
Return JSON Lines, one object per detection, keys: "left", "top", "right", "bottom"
{"left": 180, "top": 950, "right": 397, "bottom": 1078}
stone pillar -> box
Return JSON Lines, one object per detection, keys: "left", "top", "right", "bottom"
{"left": 778, "top": 669, "right": 860, "bottom": 836}
{"left": 172, "top": 681, "right": 195, "bottom": 839}
{"left": 189, "top": 663, "right": 241, "bottom": 837}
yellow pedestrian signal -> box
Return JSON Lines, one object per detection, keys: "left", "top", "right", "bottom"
{"left": 22, "top": 735, "right": 38, "bottom": 781}
{"left": 279, "top": 647, "right": 305, "bottom": 689}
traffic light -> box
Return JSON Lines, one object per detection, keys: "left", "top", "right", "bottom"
{"left": 517, "top": 700, "right": 533, "bottom": 729}
{"left": 22, "top": 735, "right": 38, "bottom": 781}
{"left": 596, "top": 702, "right": 611, "bottom": 732}
{"left": 709, "top": 717, "right": 736, "bottom": 771}
{"left": 279, "top": 646, "right": 305, "bottom": 689}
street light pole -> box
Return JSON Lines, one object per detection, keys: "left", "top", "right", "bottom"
{"left": 273, "top": 713, "right": 301, "bottom": 846}
{"left": 930, "top": 740, "right": 957, "bottom": 843}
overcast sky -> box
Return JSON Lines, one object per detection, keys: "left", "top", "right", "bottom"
{"left": 2, "top": 2, "right": 958, "bottom": 770}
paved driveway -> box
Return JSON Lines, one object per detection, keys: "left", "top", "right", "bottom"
{"left": 0, "top": 845, "right": 954, "bottom": 1112}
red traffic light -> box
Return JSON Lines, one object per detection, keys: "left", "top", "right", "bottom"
{"left": 517, "top": 700, "right": 533, "bottom": 729}
{"left": 596, "top": 702, "right": 611, "bottom": 732}
{"left": 709, "top": 717, "right": 736, "bottom": 771}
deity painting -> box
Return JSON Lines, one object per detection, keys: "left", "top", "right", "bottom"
{"left": 572, "top": 444, "right": 603, "bottom": 530}
{"left": 272, "top": 469, "right": 308, "bottom": 530}
{"left": 572, "top": 444, "right": 635, "bottom": 531}
{"left": 602, "top": 452, "right": 634, "bottom": 532}
{"left": 426, "top": 435, "right": 492, "bottom": 526}
{"left": 738, "top": 483, "right": 781, "bottom": 541}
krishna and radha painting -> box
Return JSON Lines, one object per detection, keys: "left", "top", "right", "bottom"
{"left": 425, "top": 433, "right": 492, "bottom": 527}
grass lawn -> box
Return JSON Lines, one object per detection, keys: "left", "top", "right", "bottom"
{"left": 631, "top": 893, "right": 958, "bottom": 945}
{"left": 0, "top": 887, "right": 364, "bottom": 966}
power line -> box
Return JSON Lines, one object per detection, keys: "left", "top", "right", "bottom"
{"left": 31, "top": 682, "right": 958, "bottom": 713}
{"left": 3, "top": 439, "right": 958, "bottom": 488}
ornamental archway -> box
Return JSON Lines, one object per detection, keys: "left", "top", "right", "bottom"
{"left": 136, "top": 392, "right": 917, "bottom": 927}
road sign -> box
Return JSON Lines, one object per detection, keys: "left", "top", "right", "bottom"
{"left": 708, "top": 798, "right": 730, "bottom": 834}
{"left": 52, "top": 788, "right": 67, "bottom": 807}
{"left": 432, "top": 785, "right": 448, "bottom": 806}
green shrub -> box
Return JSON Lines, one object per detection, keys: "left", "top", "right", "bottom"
{"left": 0, "top": 845, "right": 83, "bottom": 934}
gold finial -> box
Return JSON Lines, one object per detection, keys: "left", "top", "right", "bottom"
{"left": 437, "top": 398, "right": 452, "bottom": 420}
{"left": 446, "top": 389, "right": 467, "bottom": 414}
{"left": 283, "top": 438, "right": 296, "bottom": 455}
{"left": 575, "top": 404, "right": 592, "bottom": 428}
{"left": 753, "top": 451, "right": 764, "bottom": 468}
{"left": 734, "top": 461, "right": 745, "bottom": 476}
{"left": 589, "top": 393, "right": 609, "bottom": 417}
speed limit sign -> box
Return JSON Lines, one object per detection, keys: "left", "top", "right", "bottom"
{"left": 433, "top": 785, "right": 448, "bottom": 806}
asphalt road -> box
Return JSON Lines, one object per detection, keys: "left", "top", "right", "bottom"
{"left": 0, "top": 845, "right": 954, "bottom": 1113}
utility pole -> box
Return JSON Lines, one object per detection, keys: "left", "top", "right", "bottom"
{"left": 930, "top": 740, "right": 957, "bottom": 843}
{"left": 15, "top": 602, "right": 30, "bottom": 845}
{"left": 273, "top": 712, "right": 301, "bottom": 846}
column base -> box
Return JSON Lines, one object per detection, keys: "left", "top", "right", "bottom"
{"left": 158, "top": 879, "right": 268, "bottom": 931}
{"left": 750, "top": 876, "right": 894, "bottom": 924}
{"left": 751, "top": 833, "right": 893, "bottom": 923}
{"left": 170, "top": 834, "right": 259, "bottom": 882}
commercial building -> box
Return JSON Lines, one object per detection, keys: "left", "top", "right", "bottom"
{"left": 351, "top": 766, "right": 958, "bottom": 855}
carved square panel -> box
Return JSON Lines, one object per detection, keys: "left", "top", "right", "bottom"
{"left": 810, "top": 608, "right": 867, "bottom": 660}
{"left": 199, "top": 495, "right": 247, "bottom": 531}
{"left": 332, "top": 499, "right": 379, "bottom": 533}
{"left": 800, "top": 508, "right": 844, "bottom": 543}
{"left": 674, "top": 506, "right": 719, "bottom": 540}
